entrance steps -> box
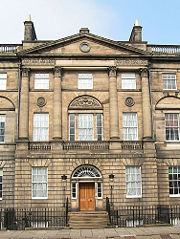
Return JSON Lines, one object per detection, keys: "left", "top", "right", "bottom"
{"left": 68, "top": 211, "right": 109, "bottom": 229}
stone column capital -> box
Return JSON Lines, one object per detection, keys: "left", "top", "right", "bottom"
{"left": 22, "top": 68, "right": 30, "bottom": 77}
{"left": 108, "top": 66, "right": 117, "bottom": 77}
{"left": 140, "top": 68, "right": 149, "bottom": 78}
{"left": 53, "top": 66, "right": 62, "bottom": 77}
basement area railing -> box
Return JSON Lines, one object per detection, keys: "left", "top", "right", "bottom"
{"left": 106, "top": 197, "right": 180, "bottom": 227}
{"left": 1, "top": 198, "right": 69, "bottom": 230}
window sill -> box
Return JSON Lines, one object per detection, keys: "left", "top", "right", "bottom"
{"left": 32, "top": 197, "right": 48, "bottom": 200}
{"left": 163, "top": 89, "right": 178, "bottom": 91}
{"left": 126, "top": 196, "right": 142, "bottom": 199}
{"left": 165, "top": 141, "right": 180, "bottom": 143}
{"left": 169, "top": 195, "right": 180, "bottom": 198}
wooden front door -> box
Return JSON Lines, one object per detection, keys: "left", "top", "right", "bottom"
{"left": 79, "top": 183, "right": 95, "bottom": 211}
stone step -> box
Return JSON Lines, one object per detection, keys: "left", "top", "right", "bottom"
{"left": 68, "top": 211, "right": 109, "bottom": 229}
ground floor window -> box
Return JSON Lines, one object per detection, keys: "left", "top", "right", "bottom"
{"left": 32, "top": 167, "right": 48, "bottom": 199}
{"left": 169, "top": 166, "right": 180, "bottom": 197}
{"left": 126, "top": 166, "right": 142, "bottom": 198}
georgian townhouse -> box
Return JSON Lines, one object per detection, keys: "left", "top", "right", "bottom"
{"left": 0, "top": 17, "right": 180, "bottom": 228}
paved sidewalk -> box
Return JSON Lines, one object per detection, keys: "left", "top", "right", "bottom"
{"left": 0, "top": 226, "right": 180, "bottom": 239}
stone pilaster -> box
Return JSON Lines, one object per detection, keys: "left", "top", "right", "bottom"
{"left": 109, "top": 66, "right": 119, "bottom": 139}
{"left": 53, "top": 67, "right": 62, "bottom": 140}
{"left": 141, "top": 68, "right": 152, "bottom": 139}
{"left": 19, "top": 68, "right": 29, "bottom": 140}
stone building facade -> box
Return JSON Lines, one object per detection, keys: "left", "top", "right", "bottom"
{"left": 0, "top": 18, "right": 180, "bottom": 211}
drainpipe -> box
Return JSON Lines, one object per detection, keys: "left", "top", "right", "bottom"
{"left": 17, "top": 60, "right": 22, "bottom": 139}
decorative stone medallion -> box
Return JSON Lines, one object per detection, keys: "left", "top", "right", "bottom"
{"left": 37, "top": 97, "right": 46, "bottom": 107}
{"left": 125, "top": 97, "right": 135, "bottom": 107}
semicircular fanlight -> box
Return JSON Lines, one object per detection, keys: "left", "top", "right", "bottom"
{"left": 72, "top": 165, "right": 101, "bottom": 178}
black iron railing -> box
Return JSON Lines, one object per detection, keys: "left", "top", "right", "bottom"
{"left": 106, "top": 198, "right": 180, "bottom": 227}
{"left": 1, "top": 201, "right": 69, "bottom": 230}
{"left": 66, "top": 197, "right": 69, "bottom": 226}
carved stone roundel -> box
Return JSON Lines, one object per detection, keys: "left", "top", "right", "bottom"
{"left": 125, "top": 97, "right": 135, "bottom": 107}
{"left": 69, "top": 95, "right": 102, "bottom": 109}
{"left": 37, "top": 97, "right": 46, "bottom": 107}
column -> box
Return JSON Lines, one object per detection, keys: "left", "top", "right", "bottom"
{"left": 141, "top": 68, "right": 152, "bottom": 139}
{"left": 109, "top": 66, "right": 119, "bottom": 139}
{"left": 19, "top": 68, "right": 29, "bottom": 139}
{"left": 53, "top": 67, "right": 62, "bottom": 140}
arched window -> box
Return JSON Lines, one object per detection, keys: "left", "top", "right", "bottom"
{"left": 68, "top": 95, "right": 103, "bottom": 141}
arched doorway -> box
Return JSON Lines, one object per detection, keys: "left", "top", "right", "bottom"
{"left": 71, "top": 165, "right": 103, "bottom": 211}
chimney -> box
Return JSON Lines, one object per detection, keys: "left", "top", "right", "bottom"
{"left": 79, "top": 28, "right": 90, "bottom": 34}
{"left": 24, "top": 15, "right": 37, "bottom": 41}
{"left": 129, "top": 19, "right": 142, "bottom": 42}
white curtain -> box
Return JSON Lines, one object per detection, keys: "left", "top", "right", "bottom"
{"left": 121, "top": 73, "right": 136, "bottom": 89}
{"left": 78, "top": 74, "right": 93, "bottom": 89}
{"left": 0, "top": 74, "right": 7, "bottom": 90}
{"left": 123, "top": 113, "right": 138, "bottom": 140}
{"left": 34, "top": 74, "right": 49, "bottom": 89}
{"left": 78, "top": 114, "right": 93, "bottom": 140}
{"left": 126, "top": 166, "right": 142, "bottom": 197}
{"left": 33, "top": 114, "right": 49, "bottom": 141}
{"left": 162, "top": 74, "right": 176, "bottom": 90}
{"left": 32, "top": 167, "right": 47, "bottom": 198}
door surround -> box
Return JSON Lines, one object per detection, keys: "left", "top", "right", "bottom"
{"left": 71, "top": 164, "right": 103, "bottom": 211}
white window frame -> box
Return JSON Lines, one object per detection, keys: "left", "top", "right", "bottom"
{"left": 126, "top": 166, "right": 142, "bottom": 198}
{"left": 0, "top": 169, "right": 3, "bottom": 200}
{"left": 78, "top": 74, "right": 93, "bottom": 89}
{"left": 69, "top": 114, "right": 75, "bottom": 141}
{"left": 33, "top": 113, "right": 49, "bottom": 141}
{"left": 34, "top": 74, "right": 50, "bottom": 89}
{"left": 169, "top": 166, "right": 180, "bottom": 197}
{"left": 0, "top": 74, "right": 7, "bottom": 90}
{"left": 123, "top": 113, "right": 138, "bottom": 140}
{"left": 165, "top": 113, "right": 179, "bottom": 141}
{"left": 121, "top": 73, "right": 136, "bottom": 89}
{"left": 162, "top": 74, "right": 177, "bottom": 90}
{"left": 71, "top": 182, "right": 77, "bottom": 199}
{"left": 0, "top": 115, "right": 6, "bottom": 143}
{"left": 96, "top": 114, "right": 103, "bottom": 140}
{"left": 32, "top": 167, "right": 48, "bottom": 199}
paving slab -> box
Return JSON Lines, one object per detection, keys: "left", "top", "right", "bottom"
{"left": 0, "top": 227, "right": 180, "bottom": 239}
{"left": 169, "top": 234, "right": 180, "bottom": 239}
